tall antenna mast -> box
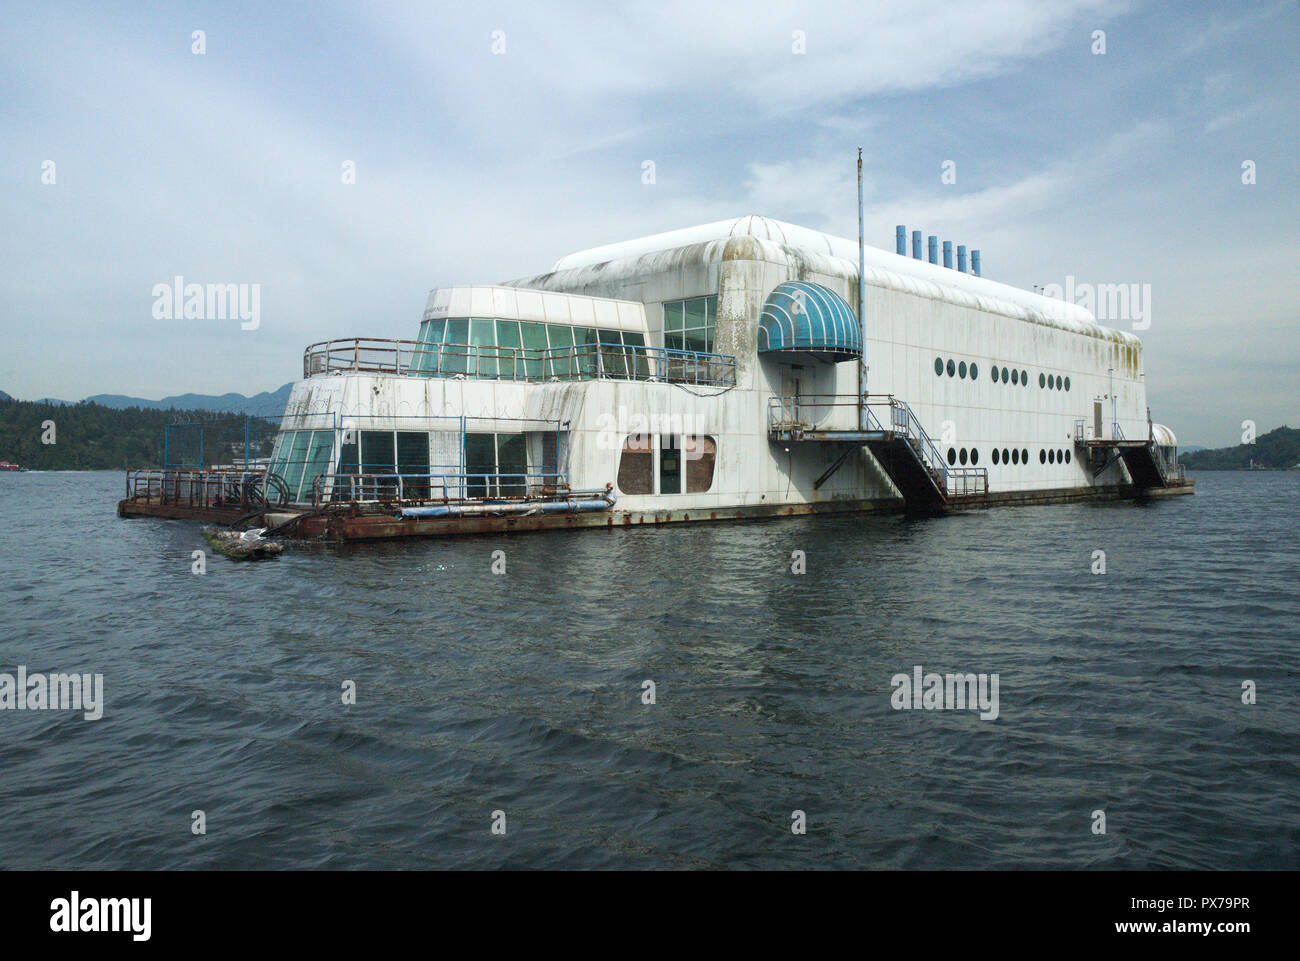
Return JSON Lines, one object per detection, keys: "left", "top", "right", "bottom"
{"left": 857, "top": 147, "right": 867, "bottom": 430}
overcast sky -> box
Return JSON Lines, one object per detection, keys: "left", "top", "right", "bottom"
{"left": 3, "top": 0, "right": 1296, "bottom": 446}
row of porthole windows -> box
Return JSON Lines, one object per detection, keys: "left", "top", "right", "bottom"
{"left": 934, "top": 357, "right": 979, "bottom": 380}
{"left": 947, "top": 447, "right": 1076, "bottom": 466}
{"left": 936, "top": 359, "right": 1074, "bottom": 393}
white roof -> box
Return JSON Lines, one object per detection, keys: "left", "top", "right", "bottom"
{"left": 1151, "top": 423, "right": 1177, "bottom": 447}
{"left": 549, "top": 215, "right": 1137, "bottom": 345}
{"left": 423, "top": 284, "right": 647, "bottom": 332}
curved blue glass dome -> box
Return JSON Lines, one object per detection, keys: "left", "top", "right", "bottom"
{"left": 757, "top": 281, "right": 861, "bottom": 362}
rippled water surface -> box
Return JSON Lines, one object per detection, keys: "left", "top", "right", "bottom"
{"left": 0, "top": 471, "right": 1296, "bottom": 869}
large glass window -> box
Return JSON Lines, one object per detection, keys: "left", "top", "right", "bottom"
{"left": 599, "top": 329, "right": 628, "bottom": 378}
{"left": 297, "top": 431, "right": 334, "bottom": 502}
{"left": 496, "top": 434, "right": 527, "bottom": 497}
{"left": 415, "top": 319, "right": 445, "bottom": 374}
{"left": 280, "top": 430, "right": 312, "bottom": 499}
{"left": 361, "top": 430, "right": 396, "bottom": 474}
{"left": 469, "top": 318, "right": 496, "bottom": 378}
{"left": 496, "top": 320, "right": 522, "bottom": 380}
{"left": 662, "top": 295, "right": 716, "bottom": 353}
{"left": 464, "top": 432, "right": 528, "bottom": 498}
{"left": 416, "top": 316, "right": 642, "bottom": 380}
{"left": 268, "top": 430, "right": 338, "bottom": 503}
{"left": 624, "top": 331, "right": 649, "bottom": 378}
{"left": 443, "top": 318, "right": 469, "bottom": 375}
{"left": 464, "top": 433, "right": 496, "bottom": 498}
{"left": 520, "top": 322, "right": 549, "bottom": 378}
{"left": 546, "top": 325, "right": 575, "bottom": 378}
{"left": 396, "top": 431, "right": 430, "bottom": 497}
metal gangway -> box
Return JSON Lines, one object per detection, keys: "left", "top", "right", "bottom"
{"left": 1073, "top": 416, "right": 1187, "bottom": 489}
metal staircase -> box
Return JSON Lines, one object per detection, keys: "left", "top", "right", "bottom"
{"left": 769, "top": 394, "right": 988, "bottom": 510}
{"left": 1073, "top": 418, "right": 1187, "bottom": 490}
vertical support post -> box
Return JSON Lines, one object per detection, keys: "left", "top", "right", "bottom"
{"left": 1109, "top": 367, "right": 1117, "bottom": 439}
{"left": 244, "top": 417, "right": 250, "bottom": 468}
{"left": 163, "top": 425, "right": 170, "bottom": 469}
{"left": 857, "top": 147, "right": 868, "bottom": 431}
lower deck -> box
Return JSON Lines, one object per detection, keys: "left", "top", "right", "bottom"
{"left": 118, "top": 474, "right": 1193, "bottom": 540}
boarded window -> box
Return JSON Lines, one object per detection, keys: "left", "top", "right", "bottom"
{"left": 617, "top": 433, "right": 653, "bottom": 495}
{"left": 684, "top": 435, "right": 716, "bottom": 493}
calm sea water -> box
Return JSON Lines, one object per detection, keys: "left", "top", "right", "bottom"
{"left": 0, "top": 470, "right": 1296, "bottom": 869}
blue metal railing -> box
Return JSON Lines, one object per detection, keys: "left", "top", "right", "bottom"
{"left": 304, "top": 337, "right": 737, "bottom": 387}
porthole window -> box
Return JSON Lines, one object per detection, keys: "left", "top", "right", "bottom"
{"left": 947, "top": 359, "right": 956, "bottom": 377}
{"left": 992, "top": 448, "right": 1000, "bottom": 464}
{"left": 971, "top": 448, "right": 979, "bottom": 465}
{"left": 959, "top": 448, "right": 968, "bottom": 465}
{"left": 1011, "top": 369, "right": 1019, "bottom": 385}
{"left": 1012, "top": 449, "right": 1020, "bottom": 464}
{"left": 947, "top": 447, "right": 956, "bottom": 465}
{"left": 1058, "top": 449, "right": 1065, "bottom": 463}
{"left": 1040, "top": 449, "right": 1047, "bottom": 464}
{"left": 1039, "top": 372, "right": 1046, "bottom": 388}
{"left": 934, "top": 357, "right": 944, "bottom": 375}
{"left": 959, "top": 361, "right": 967, "bottom": 379}
{"left": 1048, "top": 449, "right": 1055, "bottom": 464}
{"left": 1003, "top": 366, "right": 1011, "bottom": 382}
{"left": 1002, "top": 447, "right": 1010, "bottom": 464}
{"left": 970, "top": 363, "right": 978, "bottom": 380}
{"left": 1064, "top": 377, "right": 1071, "bottom": 391}
{"left": 1056, "top": 375, "right": 1063, "bottom": 391}
{"left": 1021, "top": 369, "right": 1028, "bottom": 386}
{"left": 1022, "top": 448, "right": 1028, "bottom": 463}
{"left": 1065, "top": 450, "right": 1072, "bottom": 464}
{"left": 992, "top": 366, "right": 1001, "bottom": 383}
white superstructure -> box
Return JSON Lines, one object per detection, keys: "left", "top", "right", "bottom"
{"left": 267, "top": 215, "right": 1186, "bottom": 528}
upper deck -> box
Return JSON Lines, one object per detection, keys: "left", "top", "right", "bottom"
{"left": 302, "top": 337, "right": 736, "bottom": 388}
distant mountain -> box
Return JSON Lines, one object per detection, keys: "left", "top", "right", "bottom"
{"left": 1181, "top": 427, "right": 1300, "bottom": 470}
{"left": 83, "top": 384, "right": 293, "bottom": 419}
{"left": 0, "top": 390, "right": 11, "bottom": 402}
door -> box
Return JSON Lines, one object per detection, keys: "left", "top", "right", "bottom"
{"left": 781, "top": 369, "right": 803, "bottom": 426}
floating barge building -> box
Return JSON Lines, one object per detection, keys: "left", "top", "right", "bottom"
{"left": 120, "top": 216, "right": 1191, "bottom": 539}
